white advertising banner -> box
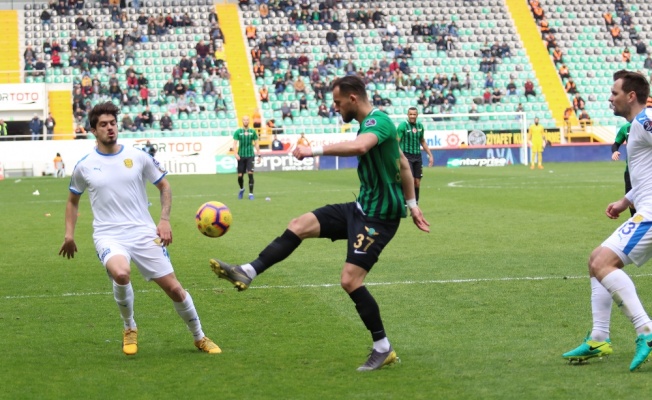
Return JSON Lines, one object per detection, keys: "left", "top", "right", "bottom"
{"left": 424, "top": 129, "right": 469, "bottom": 148}
{"left": 0, "top": 133, "right": 358, "bottom": 176}
{"left": 0, "top": 84, "right": 47, "bottom": 111}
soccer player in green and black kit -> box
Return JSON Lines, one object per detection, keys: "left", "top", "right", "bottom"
{"left": 210, "top": 75, "right": 430, "bottom": 371}
{"left": 397, "top": 107, "right": 434, "bottom": 204}
{"left": 233, "top": 115, "right": 261, "bottom": 200}
{"left": 611, "top": 122, "right": 636, "bottom": 216}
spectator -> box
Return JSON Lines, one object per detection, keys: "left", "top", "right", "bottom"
{"left": 603, "top": 12, "right": 614, "bottom": 27}
{"left": 484, "top": 73, "right": 494, "bottom": 88}
{"left": 299, "top": 95, "right": 308, "bottom": 111}
{"left": 45, "top": 113, "right": 56, "bottom": 139}
{"left": 572, "top": 93, "right": 585, "bottom": 111}
{"left": 34, "top": 57, "right": 47, "bottom": 76}
{"left": 163, "top": 79, "right": 175, "bottom": 97}
{"left": 160, "top": 112, "right": 173, "bottom": 132}
{"left": 51, "top": 51, "right": 62, "bottom": 68}
{"left": 578, "top": 109, "right": 591, "bottom": 122}
{"left": 279, "top": 102, "right": 293, "bottom": 121}
{"left": 483, "top": 88, "right": 492, "bottom": 104}
{"left": 187, "top": 98, "right": 200, "bottom": 114}
{"left": 259, "top": 85, "right": 269, "bottom": 103}
{"left": 552, "top": 47, "right": 563, "bottom": 64}
{"left": 195, "top": 40, "right": 210, "bottom": 59}
{"left": 177, "top": 94, "right": 189, "bottom": 116}
{"left": 565, "top": 78, "right": 577, "bottom": 94}
{"left": 610, "top": 25, "right": 623, "bottom": 45}
{"left": 491, "top": 88, "right": 503, "bottom": 103}
{"left": 41, "top": 8, "right": 52, "bottom": 25}
{"left": 621, "top": 11, "right": 632, "bottom": 27}
{"left": 636, "top": 40, "right": 647, "bottom": 55}
{"left": 30, "top": 114, "right": 43, "bottom": 140}
{"left": 559, "top": 64, "right": 570, "bottom": 79}
{"left": 326, "top": 29, "right": 338, "bottom": 46}
{"left": 271, "top": 134, "right": 283, "bottom": 151}
{"left": 293, "top": 76, "right": 306, "bottom": 93}
{"left": 214, "top": 93, "right": 227, "bottom": 112}
{"left": 506, "top": 79, "right": 517, "bottom": 95}
{"left": 122, "top": 114, "right": 137, "bottom": 132}
{"left": 524, "top": 79, "right": 536, "bottom": 99}
{"left": 74, "top": 116, "right": 87, "bottom": 139}
{"left": 622, "top": 47, "right": 631, "bottom": 64}
{"left": 139, "top": 85, "right": 149, "bottom": 106}
{"left": 645, "top": 55, "right": 652, "bottom": 69}
{"left": 468, "top": 104, "right": 479, "bottom": 121}
{"left": 317, "top": 102, "right": 329, "bottom": 118}
{"left": 140, "top": 106, "right": 153, "bottom": 129}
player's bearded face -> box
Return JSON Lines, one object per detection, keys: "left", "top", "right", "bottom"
{"left": 93, "top": 115, "right": 118, "bottom": 146}
{"left": 610, "top": 80, "right": 628, "bottom": 117}
{"left": 332, "top": 88, "right": 356, "bottom": 123}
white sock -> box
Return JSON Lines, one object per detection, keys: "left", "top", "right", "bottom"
{"left": 240, "top": 263, "right": 258, "bottom": 279}
{"left": 601, "top": 269, "right": 652, "bottom": 335}
{"left": 373, "top": 337, "right": 391, "bottom": 353}
{"left": 113, "top": 281, "right": 136, "bottom": 330}
{"left": 590, "top": 277, "right": 612, "bottom": 341}
{"left": 173, "top": 291, "right": 205, "bottom": 341}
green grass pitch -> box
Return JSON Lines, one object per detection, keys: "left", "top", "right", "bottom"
{"left": 2, "top": 162, "right": 652, "bottom": 399}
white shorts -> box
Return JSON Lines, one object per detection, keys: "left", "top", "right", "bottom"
{"left": 94, "top": 235, "right": 174, "bottom": 281}
{"left": 602, "top": 213, "right": 652, "bottom": 267}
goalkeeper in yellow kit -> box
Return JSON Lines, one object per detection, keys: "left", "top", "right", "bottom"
{"left": 528, "top": 117, "right": 546, "bottom": 169}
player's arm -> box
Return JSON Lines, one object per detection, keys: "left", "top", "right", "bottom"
{"left": 254, "top": 139, "right": 261, "bottom": 158}
{"left": 611, "top": 142, "right": 622, "bottom": 160}
{"left": 293, "top": 133, "right": 379, "bottom": 159}
{"left": 420, "top": 137, "right": 434, "bottom": 167}
{"left": 232, "top": 138, "right": 240, "bottom": 160}
{"left": 399, "top": 151, "right": 430, "bottom": 232}
{"left": 59, "top": 191, "right": 81, "bottom": 259}
{"left": 155, "top": 177, "right": 173, "bottom": 246}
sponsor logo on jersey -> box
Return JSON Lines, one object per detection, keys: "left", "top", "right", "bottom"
{"left": 365, "top": 119, "right": 377, "bottom": 127}
{"left": 124, "top": 159, "right": 133, "bottom": 168}
{"left": 644, "top": 120, "right": 652, "bottom": 132}
{"left": 98, "top": 248, "right": 111, "bottom": 262}
{"left": 152, "top": 157, "right": 166, "bottom": 173}
{"left": 364, "top": 226, "right": 380, "bottom": 236}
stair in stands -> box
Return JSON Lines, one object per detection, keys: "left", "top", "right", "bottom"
{"left": 504, "top": 0, "right": 571, "bottom": 127}
{"left": 0, "top": 11, "right": 20, "bottom": 83}
{"left": 216, "top": 3, "right": 258, "bottom": 124}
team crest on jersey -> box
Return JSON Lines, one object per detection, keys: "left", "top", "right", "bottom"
{"left": 412, "top": 128, "right": 417, "bottom": 133}
{"left": 633, "top": 214, "right": 644, "bottom": 223}
{"left": 365, "top": 119, "right": 377, "bottom": 127}
{"left": 364, "top": 226, "right": 380, "bottom": 236}
{"left": 124, "top": 159, "right": 133, "bottom": 168}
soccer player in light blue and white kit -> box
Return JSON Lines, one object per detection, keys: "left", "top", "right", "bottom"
{"left": 59, "top": 102, "right": 221, "bottom": 356}
{"left": 563, "top": 71, "right": 652, "bottom": 371}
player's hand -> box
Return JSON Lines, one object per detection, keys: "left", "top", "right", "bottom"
{"left": 59, "top": 237, "right": 78, "bottom": 259}
{"left": 427, "top": 156, "right": 434, "bottom": 167}
{"left": 606, "top": 198, "right": 630, "bottom": 219}
{"left": 157, "top": 219, "right": 173, "bottom": 246}
{"left": 612, "top": 151, "right": 620, "bottom": 161}
{"left": 292, "top": 145, "right": 312, "bottom": 160}
{"left": 410, "top": 206, "right": 430, "bottom": 233}
{"left": 234, "top": 154, "right": 240, "bottom": 161}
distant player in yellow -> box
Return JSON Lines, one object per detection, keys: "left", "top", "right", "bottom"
{"left": 528, "top": 117, "right": 546, "bottom": 169}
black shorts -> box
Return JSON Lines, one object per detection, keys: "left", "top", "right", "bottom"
{"left": 237, "top": 157, "right": 255, "bottom": 174}
{"left": 312, "top": 202, "right": 400, "bottom": 271}
{"left": 405, "top": 152, "right": 423, "bottom": 179}
{"left": 625, "top": 168, "right": 633, "bottom": 194}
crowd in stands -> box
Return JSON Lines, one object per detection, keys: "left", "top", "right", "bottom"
{"left": 28, "top": 0, "right": 231, "bottom": 135}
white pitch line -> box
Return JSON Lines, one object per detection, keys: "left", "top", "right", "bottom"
{"left": 4, "top": 273, "right": 652, "bottom": 300}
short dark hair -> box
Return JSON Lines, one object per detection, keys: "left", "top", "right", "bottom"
{"left": 614, "top": 70, "right": 650, "bottom": 104}
{"left": 88, "top": 101, "right": 120, "bottom": 129}
{"left": 330, "top": 75, "right": 368, "bottom": 100}
{"left": 407, "top": 106, "right": 418, "bottom": 113}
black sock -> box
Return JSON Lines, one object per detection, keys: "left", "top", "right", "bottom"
{"left": 415, "top": 187, "right": 420, "bottom": 203}
{"left": 238, "top": 176, "right": 244, "bottom": 190}
{"left": 248, "top": 174, "right": 254, "bottom": 193}
{"left": 348, "top": 286, "right": 386, "bottom": 341}
{"left": 631, "top": 207, "right": 637, "bottom": 217}
{"left": 250, "top": 229, "right": 302, "bottom": 274}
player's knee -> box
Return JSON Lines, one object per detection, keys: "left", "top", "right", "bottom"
{"left": 340, "top": 275, "right": 362, "bottom": 293}
{"left": 287, "top": 214, "right": 318, "bottom": 239}
{"left": 166, "top": 284, "right": 186, "bottom": 302}
{"left": 112, "top": 272, "right": 130, "bottom": 285}
{"left": 588, "top": 247, "right": 611, "bottom": 277}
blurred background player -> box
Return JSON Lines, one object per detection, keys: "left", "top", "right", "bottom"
{"left": 233, "top": 115, "right": 260, "bottom": 200}
{"left": 53, "top": 152, "right": 65, "bottom": 178}
{"left": 396, "top": 107, "right": 433, "bottom": 204}
{"left": 528, "top": 117, "right": 546, "bottom": 169}
{"left": 611, "top": 122, "right": 636, "bottom": 216}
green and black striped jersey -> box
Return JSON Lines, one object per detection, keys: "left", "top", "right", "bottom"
{"left": 233, "top": 128, "right": 258, "bottom": 157}
{"left": 397, "top": 120, "right": 425, "bottom": 155}
{"left": 357, "top": 109, "right": 406, "bottom": 220}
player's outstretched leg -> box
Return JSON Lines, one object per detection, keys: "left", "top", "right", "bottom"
{"left": 357, "top": 347, "right": 398, "bottom": 371}
{"left": 630, "top": 333, "right": 652, "bottom": 371}
{"left": 562, "top": 331, "right": 613, "bottom": 363}
{"left": 210, "top": 259, "right": 252, "bottom": 291}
